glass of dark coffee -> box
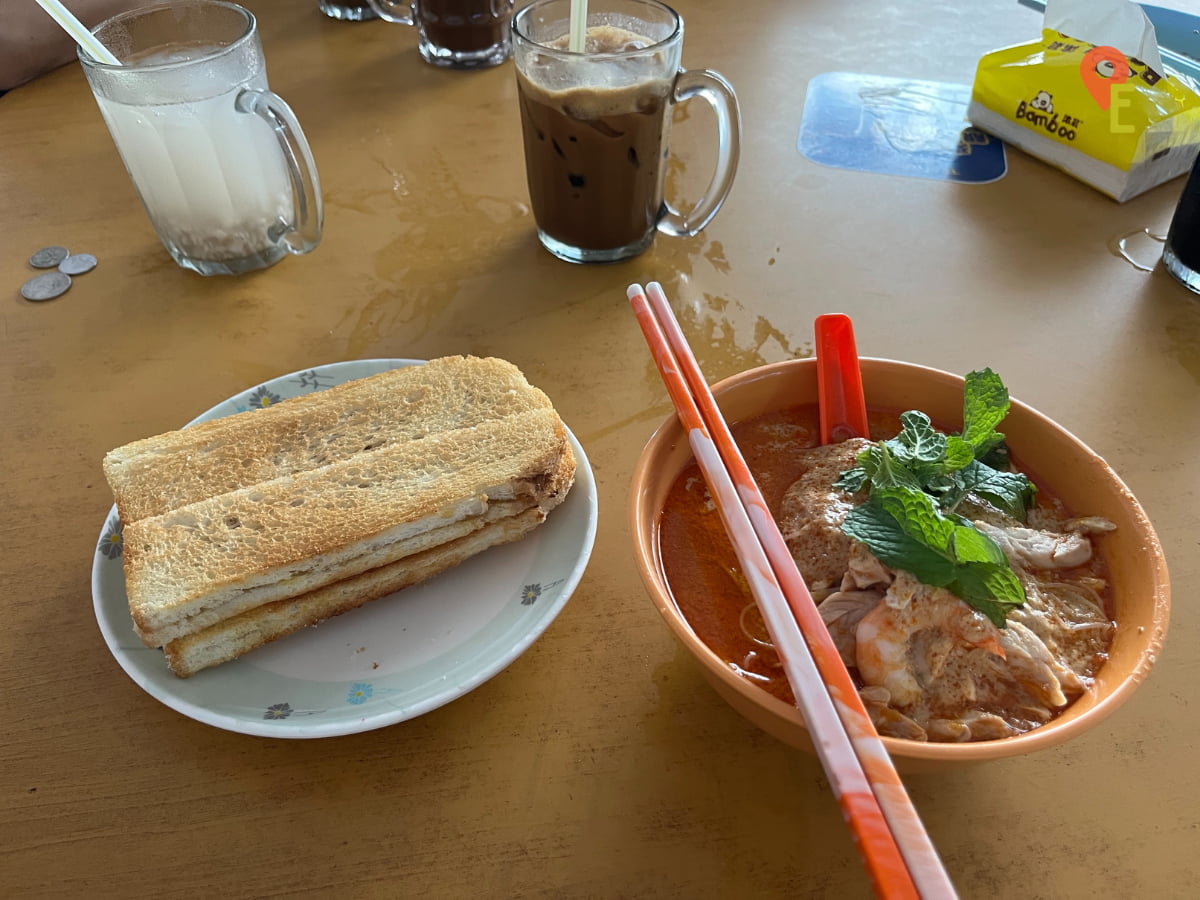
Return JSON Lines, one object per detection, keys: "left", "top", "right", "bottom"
{"left": 511, "top": 0, "right": 740, "bottom": 264}
{"left": 319, "top": 0, "right": 379, "bottom": 20}
{"left": 1162, "top": 154, "right": 1200, "bottom": 296}
{"left": 368, "top": 0, "right": 515, "bottom": 68}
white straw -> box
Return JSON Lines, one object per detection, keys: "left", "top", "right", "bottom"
{"left": 568, "top": 0, "right": 587, "bottom": 52}
{"left": 33, "top": 0, "right": 122, "bottom": 65}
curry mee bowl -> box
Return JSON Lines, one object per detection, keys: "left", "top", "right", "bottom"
{"left": 629, "top": 357, "right": 1169, "bottom": 764}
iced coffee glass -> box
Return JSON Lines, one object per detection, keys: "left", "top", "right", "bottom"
{"left": 512, "top": 0, "right": 740, "bottom": 263}
{"left": 79, "top": 1, "right": 323, "bottom": 276}
{"left": 368, "top": 0, "right": 516, "bottom": 68}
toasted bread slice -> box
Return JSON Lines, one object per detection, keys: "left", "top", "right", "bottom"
{"left": 163, "top": 507, "right": 547, "bottom": 677}
{"left": 124, "top": 407, "right": 575, "bottom": 647}
{"left": 103, "top": 356, "right": 554, "bottom": 524}
{"left": 133, "top": 498, "right": 541, "bottom": 648}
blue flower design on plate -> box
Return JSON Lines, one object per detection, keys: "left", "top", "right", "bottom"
{"left": 98, "top": 519, "right": 123, "bottom": 559}
{"left": 246, "top": 385, "right": 283, "bottom": 409}
{"left": 291, "top": 370, "right": 337, "bottom": 391}
{"left": 264, "top": 702, "right": 293, "bottom": 720}
{"left": 521, "top": 584, "right": 541, "bottom": 606}
{"left": 347, "top": 683, "right": 373, "bottom": 705}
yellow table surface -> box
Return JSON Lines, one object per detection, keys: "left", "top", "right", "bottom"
{"left": 2, "top": 1, "right": 1198, "bottom": 896}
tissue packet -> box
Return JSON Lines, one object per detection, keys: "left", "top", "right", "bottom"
{"left": 967, "top": 30, "right": 1200, "bottom": 201}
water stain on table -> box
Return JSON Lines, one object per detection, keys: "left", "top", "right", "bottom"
{"left": 1108, "top": 227, "right": 1167, "bottom": 273}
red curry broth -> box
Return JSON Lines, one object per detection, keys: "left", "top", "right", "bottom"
{"left": 656, "top": 403, "right": 901, "bottom": 705}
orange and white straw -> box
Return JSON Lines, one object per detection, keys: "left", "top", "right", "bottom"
{"left": 628, "top": 282, "right": 957, "bottom": 900}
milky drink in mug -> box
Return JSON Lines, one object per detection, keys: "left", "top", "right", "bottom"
{"left": 92, "top": 44, "right": 290, "bottom": 267}
{"left": 512, "top": 0, "right": 740, "bottom": 264}
{"left": 81, "top": 2, "right": 322, "bottom": 276}
{"left": 517, "top": 25, "right": 673, "bottom": 254}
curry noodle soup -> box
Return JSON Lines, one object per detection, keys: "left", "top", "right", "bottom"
{"left": 657, "top": 403, "right": 1115, "bottom": 744}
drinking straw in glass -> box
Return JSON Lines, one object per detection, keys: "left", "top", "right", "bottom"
{"left": 568, "top": 0, "right": 588, "bottom": 51}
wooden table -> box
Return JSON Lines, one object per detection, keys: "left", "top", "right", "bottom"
{"left": 3, "top": 1, "right": 1198, "bottom": 895}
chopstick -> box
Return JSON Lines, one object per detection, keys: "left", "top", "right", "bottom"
{"left": 628, "top": 282, "right": 957, "bottom": 900}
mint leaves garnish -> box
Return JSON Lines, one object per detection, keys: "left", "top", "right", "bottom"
{"left": 834, "top": 369, "right": 1034, "bottom": 627}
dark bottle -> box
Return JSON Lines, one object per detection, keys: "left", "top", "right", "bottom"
{"left": 1162, "top": 153, "right": 1200, "bottom": 295}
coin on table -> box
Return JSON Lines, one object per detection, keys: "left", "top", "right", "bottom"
{"left": 29, "top": 246, "right": 69, "bottom": 269}
{"left": 58, "top": 253, "right": 98, "bottom": 275}
{"left": 20, "top": 271, "right": 72, "bottom": 302}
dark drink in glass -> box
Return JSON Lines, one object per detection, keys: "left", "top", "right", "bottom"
{"left": 370, "top": 0, "right": 514, "bottom": 67}
{"left": 1163, "top": 154, "right": 1200, "bottom": 295}
{"left": 420, "top": 0, "right": 509, "bottom": 53}
{"left": 511, "top": 0, "right": 741, "bottom": 264}
{"left": 517, "top": 50, "right": 672, "bottom": 257}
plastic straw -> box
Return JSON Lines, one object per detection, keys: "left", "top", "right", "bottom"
{"left": 33, "top": 0, "right": 122, "bottom": 65}
{"left": 568, "top": 0, "right": 588, "bottom": 52}
{"left": 815, "top": 314, "right": 870, "bottom": 444}
{"left": 629, "top": 281, "right": 959, "bottom": 899}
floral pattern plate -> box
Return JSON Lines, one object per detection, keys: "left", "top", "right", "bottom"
{"left": 91, "top": 359, "right": 598, "bottom": 738}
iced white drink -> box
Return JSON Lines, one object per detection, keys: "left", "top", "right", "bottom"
{"left": 94, "top": 45, "right": 292, "bottom": 268}
{"left": 80, "top": 3, "right": 322, "bottom": 276}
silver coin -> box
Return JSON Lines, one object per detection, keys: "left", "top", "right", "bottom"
{"left": 58, "top": 253, "right": 98, "bottom": 276}
{"left": 29, "top": 246, "right": 69, "bottom": 268}
{"left": 21, "top": 271, "right": 72, "bottom": 302}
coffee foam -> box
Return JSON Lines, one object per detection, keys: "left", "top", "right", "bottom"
{"left": 523, "top": 25, "right": 670, "bottom": 118}
{"left": 546, "top": 24, "right": 653, "bottom": 55}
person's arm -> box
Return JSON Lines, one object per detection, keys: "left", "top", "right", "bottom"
{"left": 0, "top": 0, "right": 148, "bottom": 92}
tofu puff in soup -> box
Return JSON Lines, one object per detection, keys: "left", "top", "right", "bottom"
{"left": 657, "top": 370, "right": 1115, "bottom": 744}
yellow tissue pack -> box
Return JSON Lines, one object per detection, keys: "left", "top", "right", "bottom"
{"left": 967, "top": 30, "right": 1200, "bottom": 202}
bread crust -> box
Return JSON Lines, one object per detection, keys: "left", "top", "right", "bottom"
{"left": 132, "top": 498, "right": 541, "bottom": 647}
{"left": 104, "top": 356, "right": 554, "bottom": 524}
{"left": 163, "top": 508, "right": 547, "bottom": 677}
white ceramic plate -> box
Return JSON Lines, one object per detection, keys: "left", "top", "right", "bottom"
{"left": 92, "top": 359, "right": 598, "bottom": 738}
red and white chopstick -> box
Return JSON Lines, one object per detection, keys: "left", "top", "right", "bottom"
{"left": 628, "top": 282, "right": 957, "bottom": 900}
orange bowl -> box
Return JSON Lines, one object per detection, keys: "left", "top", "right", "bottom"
{"left": 629, "top": 357, "right": 1170, "bottom": 764}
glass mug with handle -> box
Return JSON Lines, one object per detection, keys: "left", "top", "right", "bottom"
{"left": 368, "top": 0, "right": 516, "bottom": 68}
{"left": 512, "top": 0, "right": 740, "bottom": 263}
{"left": 79, "top": 0, "right": 323, "bottom": 276}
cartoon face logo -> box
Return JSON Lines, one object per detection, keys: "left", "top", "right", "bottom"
{"left": 1030, "top": 91, "right": 1054, "bottom": 114}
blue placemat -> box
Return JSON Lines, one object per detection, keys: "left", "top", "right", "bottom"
{"left": 797, "top": 72, "right": 1008, "bottom": 184}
